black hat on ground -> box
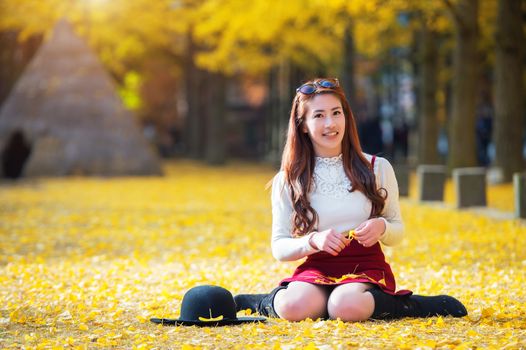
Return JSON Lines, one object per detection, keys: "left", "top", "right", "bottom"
{"left": 150, "top": 285, "right": 267, "bottom": 326}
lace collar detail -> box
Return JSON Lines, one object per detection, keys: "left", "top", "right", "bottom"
{"left": 313, "top": 154, "right": 351, "bottom": 198}
{"left": 315, "top": 154, "right": 343, "bottom": 166}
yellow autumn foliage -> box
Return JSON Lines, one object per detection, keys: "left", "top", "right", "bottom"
{"left": 0, "top": 161, "right": 525, "bottom": 349}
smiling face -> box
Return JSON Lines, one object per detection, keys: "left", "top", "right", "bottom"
{"left": 302, "top": 93, "right": 346, "bottom": 158}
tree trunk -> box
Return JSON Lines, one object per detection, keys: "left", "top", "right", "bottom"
{"left": 493, "top": 0, "right": 525, "bottom": 182}
{"left": 266, "top": 67, "right": 280, "bottom": 166}
{"left": 418, "top": 26, "right": 441, "bottom": 165}
{"left": 341, "top": 21, "right": 357, "bottom": 107}
{"left": 277, "top": 60, "right": 293, "bottom": 167}
{"left": 266, "top": 60, "right": 293, "bottom": 168}
{"left": 447, "top": 0, "right": 479, "bottom": 170}
{"left": 184, "top": 30, "right": 204, "bottom": 159}
{"left": 204, "top": 72, "right": 226, "bottom": 165}
{"left": 266, "top": 61, "right": 309, "bottom": 167}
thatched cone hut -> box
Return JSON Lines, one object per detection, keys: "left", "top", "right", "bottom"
{"left": 0, "top": 20, "right": 162, "bottom": 178}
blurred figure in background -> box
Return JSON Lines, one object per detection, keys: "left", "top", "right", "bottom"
{"left": 475, "top": 100, "right": 493, "bottom": 167}
{"left": 1, "top": 130, "right": 31, "bottom": 179}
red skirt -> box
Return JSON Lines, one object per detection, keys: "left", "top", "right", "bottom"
{"left": 280, "top": 238, "right": 412, "bottom": 296}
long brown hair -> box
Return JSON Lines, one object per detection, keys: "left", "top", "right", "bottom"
{"left": 280, "top": 78, "right": 386, "bottom": 237}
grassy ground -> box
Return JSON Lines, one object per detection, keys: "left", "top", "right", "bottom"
{"left": 0, "top": 161, "right": 525, "bottom": 349}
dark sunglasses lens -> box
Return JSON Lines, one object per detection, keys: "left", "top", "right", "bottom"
{"left": 298, "top": 84, "right": 316, "bottom": 94}
{"left": 318, "top": 80, "right": 337, "bottom": 88}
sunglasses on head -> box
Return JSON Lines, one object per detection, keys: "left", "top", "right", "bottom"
{"left": 296, "top": 78, "right": 340, "bottom": 95}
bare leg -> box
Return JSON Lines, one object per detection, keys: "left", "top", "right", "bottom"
{"left": 273, "top": 282, "right": 329, "bottom": 321}
{"left": 327, "top": 282, "right": 375, "bottom": 321}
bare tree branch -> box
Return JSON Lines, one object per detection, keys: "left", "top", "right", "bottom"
{"left": 441, "top": 0, "right": 463, "bottom": 25}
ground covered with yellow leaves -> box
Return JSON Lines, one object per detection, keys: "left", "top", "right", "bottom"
{"left": 1, "top": 161, "right": 525, "bottom": 349}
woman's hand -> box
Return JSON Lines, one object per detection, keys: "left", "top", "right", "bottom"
{"left": 354, "top": 218, "right": 386, "bottom": 247}
{"left": 310, "top": 229, "right": 351, "bottom": 256}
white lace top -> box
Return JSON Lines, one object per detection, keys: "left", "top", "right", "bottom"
{"left": 271, "top": 154, "right": 404, "bottom": 261}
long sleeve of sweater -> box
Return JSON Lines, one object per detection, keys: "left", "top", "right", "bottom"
{"left": 270, "top": 155, "right": 404, "bottom": 262}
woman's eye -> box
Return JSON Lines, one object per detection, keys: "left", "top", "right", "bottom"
{"left": 334, "top": 110, "right": 342, "bottom": 116}
{"left": 313, "top": 113, "right": 323, "bottom": 118}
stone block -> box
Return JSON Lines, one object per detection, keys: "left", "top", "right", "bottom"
{"left": 514, "top": 173, "right": 526, "bottom": 219}
{"left": 394, "top": 164, "right": 410, "bottom": 197}
{"left": 417, "top": 165, "right": 446, "bottom": 202}
{"left": 453, "top": 167, "right": 487, "bottom": 208}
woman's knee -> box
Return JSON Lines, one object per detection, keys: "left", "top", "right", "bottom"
{"left": 275, "top": 297, "right": 314, "bottom": 321}
{"left": 274, "top": 283, "right": 327, "bottom": 321}
{"left": 327, "top": 288, "right": 374, "bottom": 322}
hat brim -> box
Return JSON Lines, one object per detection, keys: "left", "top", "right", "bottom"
{"left": 150, "top": 316, "right": 267, "bottom": 327}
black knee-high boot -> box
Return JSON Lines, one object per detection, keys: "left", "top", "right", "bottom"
{"left": 368, "top": 288, "right": 467, "bottom": 320}
{"left": 234, "top": 286, "right": 287, "bottom": 318}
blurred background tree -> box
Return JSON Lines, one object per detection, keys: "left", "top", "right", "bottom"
{"left": 0, "top": 0, "right": 524, "bottom": 181}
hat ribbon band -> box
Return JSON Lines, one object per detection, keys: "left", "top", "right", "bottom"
{"left": 198, "top": 315, "right": 224, "bottom": 322}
